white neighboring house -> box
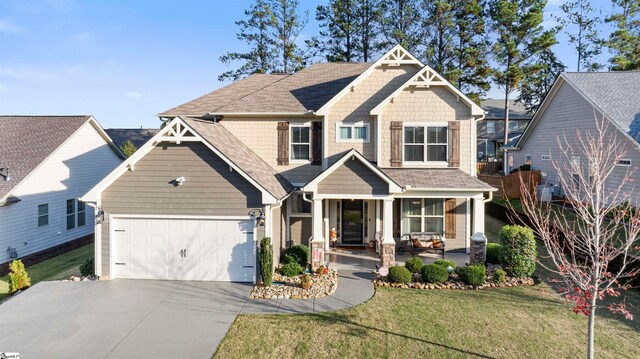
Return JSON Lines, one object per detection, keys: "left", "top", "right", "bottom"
{"left": 0, "top": 116, "right": 124, "bottom": 265}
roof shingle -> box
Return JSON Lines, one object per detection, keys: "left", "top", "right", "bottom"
{"left": 382, "top": 168, "right": 495, "bottom": 191}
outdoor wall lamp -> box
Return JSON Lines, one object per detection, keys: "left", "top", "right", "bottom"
{"left": 249, "top": 209, "right": 265, "bottom": 226}
{"left": 0, "top": 168, "right": 9, "bottom": 182}
{"left": 95, "top": 207, "right": 105, "bottom": 224}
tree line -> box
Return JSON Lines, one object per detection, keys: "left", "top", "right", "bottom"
{"left": 219, "top": 0, "right": 640, "bottom": 114}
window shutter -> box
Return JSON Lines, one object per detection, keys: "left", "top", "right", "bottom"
{"left": 445, "top": 198, "right": 457, "bottom": 239}
{"left": 311, "top": 121, "right": 322, "bottom": 165}
{"left": 390, "top": 121, "right": 403, "bottom": 167}
{"left": 448, "top": 121, "right": 460, "bottom": 168}
{"left": 277, "top": 122, "right": 289, "bottom": 166}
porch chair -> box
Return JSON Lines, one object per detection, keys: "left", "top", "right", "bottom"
{"left": 410, "top": 232, "right": 445, "bottom": 259}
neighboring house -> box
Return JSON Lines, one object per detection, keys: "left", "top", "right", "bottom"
{"left": 509, "top": 72, "right": 640, "bottom": 203}
{"left": 82, "top": 46, "right": 495, "bottom": 282}
{"left": 0, "top": 116, "right": 124, "bottom": 265}
{"left": 105, "top": 128, "right": 160, "bottom": 149}
{"left": 477, "top": 99, "right": 531, "bottom": 160}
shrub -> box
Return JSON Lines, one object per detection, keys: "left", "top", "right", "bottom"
{"left": 301, "top": 274, "right": 312, "bottom": 289}
{"left": 79, "top": 258, "right": 94, "bottom": 277}
{"left": 8, "top": 259, "right": 31, "bottom": 293}
{"left": 420, "top": 264, "right": 449, "bottom": 284}
{"left": 280, "top": 262, "right": 303, "bottom": 277}
{"left": 282, "top": 253, "right": 296, "bottom": 265}
{"left": 486, "top": 243, "right": 504, "bottom": 264}
{"left": 493, "top": 268, "right": 507, "bottom": 284}
{"left": 500, "top": 225, "right": 537, "bottom": 277}
{"left": 404, "top": 257, "right": 423, "bottom": 273}
{"left": 433, "top": 259, "right": 457, "bottom": 271}
{"left": 259, "top": 237, "right": 273, "bottom": 286}
{"left": 387, "top": 266, "right": 412, "bottom": 283}
{"left": 457, "top": 265, "right": 486, "bottom": 286}
{"left": 284, "top": 244, "right": 310, "bottom": 268}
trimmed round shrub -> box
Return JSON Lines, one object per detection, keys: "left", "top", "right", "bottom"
{"left": 499, "top": 225, "right": 537, "bottom": 277}
{"left": 79, "top": 258, "right": 94, "bottom": 277}
{"left": 420, "top": 264, "right": 449, "bottom": 284}
{"left": 493, "top": 268, "right": 507, "bottom": 284}
{"left": 433, "top": 259, "right": 457, "bottom": 271}
{"left": 284, "top": 244, "right": 310, "bottom": 268}
{"left": 388, "top": 266, "right": 412, "bottom": 284}
{"left": 404, "top": 257, "right": 424, "bottom": 273}
{"left": 280, "top": 262, "right": 303, "bottom": 277}
{"left": 486, "top": 243, "right": 504, "bottom": 264}
{"left": 457, "top": 265, "right": 486, "bottom": 286}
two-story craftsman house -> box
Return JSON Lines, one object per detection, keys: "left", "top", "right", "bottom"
{"left": 82, "top": 46, "right": 495, "bottom": 282}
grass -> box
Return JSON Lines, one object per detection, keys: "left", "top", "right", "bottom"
{"left": 215, "top": 216, "right": 640, "bottom": 359}
{"left": 0, "top": 244, "right": 93, "bottom": 301}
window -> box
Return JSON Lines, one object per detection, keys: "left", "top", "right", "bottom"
{"left": 541, "top": 154, "right": 551, "bottom": 161}
{"left": 486, "top": 121, "right": 495, "bottom": 134}
{"left": 570, "top": 156, "right": 581, "bottom": 189}
{"left": 290, "top": 125, "right": 310, "bottom": 161}
{"left": 37, "top": 204, "right": 48, "bottom": 227}
{"left": 77, "top": 201, "right": 86, "bottom": 227}
{"left": 477, "top": 139, "right": 487, "bottom": 159}
{"left": 402, "top": 198, "right": 444, "bottom": 234}
{"left": 525, "top": 154, "right": 532, "bottom": 165}
{"left": 290, "top": 193, "right": 311, "bottom": 216}
{"left": 336, "top": 123, "right": 369, "bottom": 142}
{"left": 404, "top": 125, "right": 447, "bottom": 163}
{"left": 67, "top": 199, "right": 76, "bottom": 230}
{"left": 617, "top": 159, "right": 632, "bottom": 167}
{"left": 508, "top": 121, "right": 518, "bottom": 132}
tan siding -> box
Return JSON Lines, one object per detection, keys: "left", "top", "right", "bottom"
{"left": 289, "top": 217, "right": 312, "bottom": 247}
{"left": 100, "top": 142, "right": 264, "bottom": 276}
{"left": 317, "top": 159, "right": 389, "bottom": 195}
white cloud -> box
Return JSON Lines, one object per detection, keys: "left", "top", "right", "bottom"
{"left": 71, "top": 31, "right": 93, "bottom": 42}
{"left": 0, "top": 20, "right": 23, "bottom": 33}
{"left": 125, "top": 91, "right": 142, "bottom": 99}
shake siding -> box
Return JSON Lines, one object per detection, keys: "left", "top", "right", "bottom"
{"left": 512, "top": 82, "right": 640, "bottom": 203}
{"left": 380, "top": 87, "right": 474, "bottom": 173}
{"left": 327, "top": 65, "right": 418, "bottom": 163}
{"left": 100, "top": 142, "right": 263, "bottom": 276}
{"left": 0, "top": 123, "right": 122, "bottom": 264}
{"left": 317, "top": 160, "right": 388, "bottom": 195}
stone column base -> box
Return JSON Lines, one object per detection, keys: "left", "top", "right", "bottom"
{"left": 311, "top": 241, "right": 325, "bottom": 271}
{"left": 470, "top": 232, "right": 487, "bottom": 265}
{"left": 380, "top": 242, "right": 396, "bottom": 268}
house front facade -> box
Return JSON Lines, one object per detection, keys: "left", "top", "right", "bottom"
{"left": 82, "top": 46, "right": 495, "bottom": 282}
{"left": 0, "top": 116, "right": 124, "bottom": 265}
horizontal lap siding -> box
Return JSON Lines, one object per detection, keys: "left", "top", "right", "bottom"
{"left": 100, "top": 142, "right": 263, "bottom": 276}
{"left": 317, "top": 159, "right": 388, "bottom": 195}
{"left": 289, "top": 217, "right": 312, "bottom": 247}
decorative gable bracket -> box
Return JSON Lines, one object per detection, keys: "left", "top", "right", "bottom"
{"left": 158, "top": 121, "right": 198, "bottom": 144}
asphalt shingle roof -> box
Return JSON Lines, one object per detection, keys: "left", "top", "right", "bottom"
{"left": 182, "top": 117, "right": 294, "bottom": 199}
{"left": 105, "top": 128, "right": 160, "bottom": 149}
{"left": 481, "top": 99, "right": 531, "bottom": 120}
{"left": 382, "top": 168, "right": 495, "bottom": 191}
{"left": 562, "top": 72, "right": 640, "bottom": 143}
{"left": 0, "top": 115, "right": 92, "bottom": 202}
{"left": 160, "top": 62, "right": 371, "bottom": 116}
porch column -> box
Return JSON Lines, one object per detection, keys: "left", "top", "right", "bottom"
{"left": 311, "top": 198, "right": 325, "bottom": 271}
{"left": 380, "top": 198, "right": 396, "bottom": 268}
{"left": 470, "top": 195, "right": 487, "bottom": 264}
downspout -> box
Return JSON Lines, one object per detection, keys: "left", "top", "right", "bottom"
{"left": 484, "top": 190, "right": 493, "bottom": 203}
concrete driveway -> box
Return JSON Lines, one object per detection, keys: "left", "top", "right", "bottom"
{"left": 0, "top": 279, "right": 252, "bottom": 359}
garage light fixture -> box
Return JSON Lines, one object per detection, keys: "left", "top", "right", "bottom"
{"left": 249, "top": 208, "right": 265, "bottom": 226}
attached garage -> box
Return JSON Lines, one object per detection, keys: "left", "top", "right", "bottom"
{"left": 112, "top": 217, "right": 255, "bottom": 282}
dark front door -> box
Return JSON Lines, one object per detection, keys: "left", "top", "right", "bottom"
{"left": 341, "top": 199, "right": 363, "bottom": 244}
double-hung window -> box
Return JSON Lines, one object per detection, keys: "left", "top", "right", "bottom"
{"left": 404, "top": 125, "right": 448, "bottom": 163}
{"left": 66, "top": 199, "right": 87, "bottom": 230}
{"left": 402, "top": 198, "right": 444, "bottom": 234}
{"left": 336, "top": 123, "right": 369, "bottom": 142}
{"left": 486, "top": 121, "right": 495, "bottom": 134}
{"left": 38, "top": 204, "right": 49, "bottom": 227}
{"left": 290, "top": 125, "right": 310, "bottom": 161}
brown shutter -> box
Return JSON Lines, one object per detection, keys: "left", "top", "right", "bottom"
{"left": 390, "top": 121, "right": 403, "bottom": 167}
{"left": 277, "top": 122, "right": 289, "bottom": 166}
{"left": 445, "top": 198, "right": 457, "bottom": 239}
{"left": 393, "top": 199, "right": 401, "bottom": 238}
{"left": 311, "top": 121, "right": 322, "bottom": 165}
{"left": 449, "top": 121, "right": 460, "bottom": 167}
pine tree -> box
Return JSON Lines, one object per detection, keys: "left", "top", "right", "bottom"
{"left": 517, "top": 48, "right": 566, "bottom": 113}
{"left": 219, "top": 0, "right": 276, "bottom": 81}
{"left": 378, "top": 0, "right": 423, "bottom": 52}
{"left": 422, "top": 0, "right": 456, "bottom": 76}
{"left": 316, "top": 0, "right": 359, "bottom": 62}
{"left": 358, "top": 0, "right": 382, "bottom": 61}
{"left": 488, "top": 0, "right": 557, "bottom": 172}
{"left": 555, "top": 0, "right": 603, "bottom": 71}
{"left": 605, "top": 0, "right": 640, "bottom": 71}
{"left": 268, "top": 0, "right": 309, "bottom": 73}
{"left": 120, "top": 140, "right": 137, "bottom": 158}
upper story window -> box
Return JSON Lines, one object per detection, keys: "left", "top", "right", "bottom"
{"left": 38, "top": 204, "right": 49, "bottom": 227}
{"left": 508, "top": 121, "right": 518, "bottom": 132}
{"left": 404, "top": 125, "right": 448, "bottom": 163}
{"left": 617, "top": 159, "right": 632, "bottom": 167}
{"left": 486, "top": 120, "right": 495, "bottom": 134}
{"left": 290, "top": 124, "right": 310, "bottom": 161}
{"left": 336, "top": 123, "right": 370, "bottom": 142}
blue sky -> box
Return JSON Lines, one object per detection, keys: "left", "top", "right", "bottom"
{"left": 0, "top": 0, "right": 613, "bottom": 128}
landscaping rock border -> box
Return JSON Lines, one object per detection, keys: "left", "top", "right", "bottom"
{"left": 250, "top": 270, "right": 338, "bottom": 299}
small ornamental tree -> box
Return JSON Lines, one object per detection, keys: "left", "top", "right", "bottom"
{"left": 119, "top": 140, "right": 137, "bottom": 158}
{"left": 259, "top": 237, "right": 273, "bottom": 286}
{"left": 515, "top": 115, "right": 640, "bottom": 359}
{"left": 8, "top": 259, "right": 31, "bottom": 293}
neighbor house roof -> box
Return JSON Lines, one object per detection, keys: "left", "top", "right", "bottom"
{"left": 481, "top": 99, "right": 531, "bottom": 120}
{"left": 0, "top": 116, "right": 115, "bottom": 203}
{"left": 105, "top": 128, "right": 160, "bottom": 149}
{"left": 160, "top": 63, "right": 371, "bottom": 117}
{"left": 182, "top": 117, "right": 294, "bottom": 199}
{"left": 382, "top": 168, "right": 495, "bottom": 191}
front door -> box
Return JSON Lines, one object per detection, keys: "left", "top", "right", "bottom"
{"left": 341, "top": 199, "right": 363, "bottom": 244}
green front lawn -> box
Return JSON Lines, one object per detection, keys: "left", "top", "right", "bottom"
{"left": 0, "top": 244, "right": 93, "bottom": 301}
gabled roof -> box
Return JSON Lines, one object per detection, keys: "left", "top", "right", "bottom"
{"left": 0, "top": 116, "right": 123, "bottom": 204}
{"left": 480, "top": 99, "right": 531, "bottom": 120}
{"left": 105, "top": 128, "right": 160, "bottom": 149}
{"left": 382, "top": 168, "right": 495, "bottom": 191}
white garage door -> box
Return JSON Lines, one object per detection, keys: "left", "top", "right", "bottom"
{"left": 113, "top": 217, "right": 255, "bottom": 282}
